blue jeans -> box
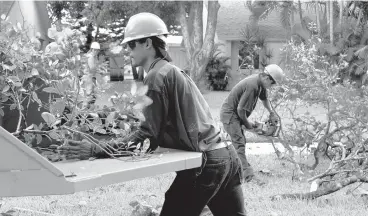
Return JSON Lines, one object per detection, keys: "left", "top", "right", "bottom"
{"left": 222, "top": 114, "right": 254, "bottom": 180}
{"left": 160, "top": 145, "right": 246, "bottom": 216}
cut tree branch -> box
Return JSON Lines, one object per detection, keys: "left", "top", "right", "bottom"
{"left": 271, "top": 175, "right": 367, "bottom": 200}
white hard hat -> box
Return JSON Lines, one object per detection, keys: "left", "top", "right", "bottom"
{"left": 122, "top": 12, "right": 172, "bottom": 62}
{"left": 121, "top": 12, "right": 169, "bottom": 44}
{"left": 90, "top": 42, "right": 100, "bottom": 50}
{"left": 264, "top": 64, "right": 284, "bottom": 84}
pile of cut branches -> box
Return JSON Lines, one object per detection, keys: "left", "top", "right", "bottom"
{"left": 0, "top": 17, "right": 152, "bottom": 162}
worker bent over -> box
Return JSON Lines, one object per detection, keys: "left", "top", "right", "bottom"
{"left": 220, "top": 64, "right": 284, "bottom": 184}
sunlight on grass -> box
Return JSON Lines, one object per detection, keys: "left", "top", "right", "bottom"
{"left": 1, "top": 154, "right": 367, "bottom": 216}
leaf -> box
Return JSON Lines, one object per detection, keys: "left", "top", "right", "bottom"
{"left": 36, "top": 134, "right": 43, "bottom": 144}
{"left": 43, "top": 87, "right": 61, "bottom": 94}
{"left": 32, "top": 92, "right": 42, "bottom": 105}
{"left": 41, "top": 112, "right": 57, "bottom": 126}
{"left": 7, "top": 76, "right": 20, "bottom": 83}
{"left": 55, "top": 80, "right": 66, "bottom": 93}
{"left": 2, "top": 64, "right": 16, "bottom": 71}
{"left": 111, "top": 128, "right": 122, "bottom": 135}
{"left": 31, "top": 68, "right": 39, "bottom": 76}
{"left": 133, "top": 97, "right": 153, "bottom": 110}
{"left": 9, "top": 104, "right": 17, "bottom": 110}
{"left": 95, "top": 128, "right": 107, "bottom": 134}
{"left": 131, "top": 82, "right": 137, "bottom": 95}
{"left": 2, "top": 85, "right": 10, "bottom": 93}
{"left": 122, "top": 122, "right": 130, "bottom": 131}
{"left": 132, "top": 103, "right": 144, "bottom": 110}
{"left": 106, "top": 112, "right": 117, "bottom": 125}
{"left": 13, "top": 82, "right": 22, "bottom": 87}
{"left": 48, "top": 28, "right": 58, "bottom": 40}
{"left": 52, "top": 59, "right": 59, "bottom": 68}
{"left": 50, "top": 100, "right": 66, "bottom": 116}
{"left": 135, "top": 85, "right": 149, "bottom": 96}
{"left": 0, "top": 108, "right": 4, "bottom": 116}
{"left": 49, "top": 131, "right": 60, "bottom": 140}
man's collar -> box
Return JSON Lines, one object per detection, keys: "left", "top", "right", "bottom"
{"left": 149, "top": 59, "right": 168, "bottom": 72}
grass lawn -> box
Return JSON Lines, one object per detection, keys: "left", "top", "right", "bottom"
{"left": 1, "top": 81, "right": 367, "bottom": 216}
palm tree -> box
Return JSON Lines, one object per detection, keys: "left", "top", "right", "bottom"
{"left": 245, "top": 1, "right": 306, "bottom": 37}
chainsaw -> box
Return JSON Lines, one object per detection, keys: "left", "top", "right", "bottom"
{"left": 248, "top": 113, "right": 281, "bottom": 137}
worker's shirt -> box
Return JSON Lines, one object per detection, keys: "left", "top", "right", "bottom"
{"left": 220, "top": 74, "right": 267, "bottom": 124}
{"left": 87, "top": 53, "right": 98, "bottom": 77}
{"left": 126, "top": 60, "right": 222, "bottom": 152}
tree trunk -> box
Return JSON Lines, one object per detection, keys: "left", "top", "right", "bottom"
{"left": 291, "top": 6, "right": 295, "bottom": 33}
{"left": 339, "top": 0, "right": 343, "bottom": 38}
{"left": 330, "top": 0, "right": 334, "bottom": 45}
{"left": 298, "top": 0, "right": 304, "bottom": 28}
{"left": 189, "top": 1, "right": 204, "bottom": 83}
{"left": 326, "top": 2, "right": 329, "bottom": 38}
{"left": 179, "top": 0, "right": 221, "bottom": 87}
{"left": 271, "top": 175, "right": 368, "bottom": 200}
{"left": 316, "top": 0, "right": 321, "bottom": 36}
{"left": 179, "top": 2, "right": 193, "bottom": 62}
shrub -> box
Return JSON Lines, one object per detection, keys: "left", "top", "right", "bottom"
{"left": 205, "top": 44, "right": 231, "bottom": 91}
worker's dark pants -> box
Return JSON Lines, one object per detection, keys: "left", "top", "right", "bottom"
{"left": 222, "top": 114, "right": 254, "bottom": 181}
{"left": 160, "top": 145, "right": 246, "bottom": 216}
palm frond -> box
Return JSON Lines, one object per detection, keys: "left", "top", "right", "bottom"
{"left": 305, "top": 1, "right": 325, "bottom": 11}
{"left": 259, "top": 2, "right": 281, "bottom": 20}
{"left": 280, "top": 6, "right": 292, "bottom": 30}
{"left": 354, "top": 45, "right": 368, "bottom": 60}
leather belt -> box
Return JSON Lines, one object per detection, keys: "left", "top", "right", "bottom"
{"left": 204, "top": 141, "right": 231, "bottom": 152}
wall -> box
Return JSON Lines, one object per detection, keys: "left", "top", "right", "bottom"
{"left": 167, "top": 47, "right": 188, "bottom": 70}
{"left": 226, "top": 40, "right": 286, "bottom": 89}
{"left": 225, "top": 41, "right": 242, "bottom": 89}
{"left": 264, "top": 40, "right": 285, "bottom": 65}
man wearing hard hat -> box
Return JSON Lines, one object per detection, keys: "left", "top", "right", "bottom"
{"left": 220, "top": 64, "right": 284, "bottom": 185}
{"left": 85, "top": 41, "right": 101, "bottom": 108}
{"left": 60, "top": 13, "right": 246, "bottom": 216}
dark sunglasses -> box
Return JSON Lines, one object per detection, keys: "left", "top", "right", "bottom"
{"left": 268, "top": 75, "right": 276, "bottom": 84}
{"left": 127, "top": 40, "right": 137, "bottom": 50}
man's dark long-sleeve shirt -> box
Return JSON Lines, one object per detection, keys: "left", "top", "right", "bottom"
{"left": 220, "top": 74, "right": 267, "bottom": 124}
{"left": 124, "top": 60, "right": 222, "bottom": 152}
